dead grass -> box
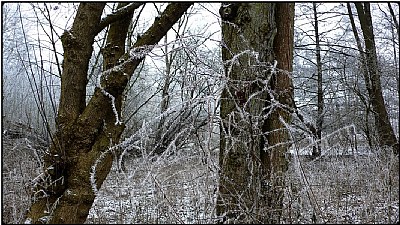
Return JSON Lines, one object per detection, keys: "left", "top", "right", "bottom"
{"left": 2, "top": 137, "right": 42, "bottom": 224}
{"left": 283, "top": 151, "right": 399, "bottom": 224}
{"left": 86, "top": 150, "right": 219, "bottom": 224}
{"left": 2, "top": 136, "right": 398, "bottom": 224}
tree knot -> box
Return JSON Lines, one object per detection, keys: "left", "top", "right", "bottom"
{"left": 220, "top": 3, "right": 240, "bottom": 22}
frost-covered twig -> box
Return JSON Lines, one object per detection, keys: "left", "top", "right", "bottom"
{"left": 129, "top": 45, "right": 154, "bottom": 59}
{"left": 99, "top": 88, "right": 122, "bottom": 125}
{"left": 95, "top": 74, "right": 121, "bottom": 127}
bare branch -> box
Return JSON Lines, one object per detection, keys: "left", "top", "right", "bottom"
{"left": 95, "top": 3, "right": 144, "bottom": 34}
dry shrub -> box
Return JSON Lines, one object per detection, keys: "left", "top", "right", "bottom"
{"left": 283, "top": 148, "right": 399, "bottom": 224}
{"left": 2, "top": 137, "right": 43, "bottom": 224}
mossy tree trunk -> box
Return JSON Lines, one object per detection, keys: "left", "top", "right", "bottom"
{"left": 24, "top": 3, "right": 193, "bottom": 224}
{"left": 217, "top": 3, "right": 294, "bottom": 223}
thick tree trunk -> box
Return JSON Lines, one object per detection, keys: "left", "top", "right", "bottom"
{"left": 101, "top": 3, "right": 135, "bottom": 173}
{"left": 262, "top": 3, "right": 295, "bottom": 223}
{"left": 354, "top": 3, "right": 399, "bottom": 154}
{"left": 25, "top": 3, "right": 193, "bottom": 224}
{"left": 217, "top": 3, "right": 294, "bottom": 223}
{"left": 25, "top": 4, "right": 107, "bottom": 224}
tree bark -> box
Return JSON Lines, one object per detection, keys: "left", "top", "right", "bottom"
{"left": 387, "top": 3, "right": 399, "bottom": 37}
{"left": 347, "top": 3, "right": 375, "bottom": 148}
{"left": 155, "top": 35, "right": 173, "bottom": 155}
{"left": 99, "top": 1, "right": 135, "bottom": 178}
{"left": 26, "top": 4, "right": 107, "bottom": 224}
{"left": 313, "top": 3, "right": 323, "bottom": 157}
{"left": 387, "top": 3, "right": 400, "bottom": 138}
{"left": 262, "top": 3, "right": 295, "bottom": 223}
{"left": 25, "top": 3, "right": 193, "bottom": 224}
{"left": 217, "top": 3, "right": 294, "bottom": 223}
{"left": 354, "top": 3, "right": 399, "bottom": 154}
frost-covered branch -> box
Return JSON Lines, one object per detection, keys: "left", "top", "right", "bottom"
{"left": 99, "top": 88, "right": 122, "bottom": 125}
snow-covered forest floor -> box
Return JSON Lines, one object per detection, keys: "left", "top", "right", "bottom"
{"left": 2, "top": 122, "right": 399, "bottom": 224}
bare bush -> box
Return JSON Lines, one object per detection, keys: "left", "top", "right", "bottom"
{"left": 2, "top": 121, "right": 47, "bottom": 224}
{"left": 86, "top": 134, "right": 220, "bottom": 224}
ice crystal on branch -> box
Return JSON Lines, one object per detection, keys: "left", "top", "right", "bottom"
{"left": 99, "top": 88, "right": 122, "bottom": 125}
{"left": 129, "top": 45, "right": 154, "bottom": 60}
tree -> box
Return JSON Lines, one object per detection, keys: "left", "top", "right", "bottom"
{"left": 384, "top": 3, "right": 399, "bottom": 138}
{"left": 24, "top": 3, "right": 193, "bottom": 223}
{"left": 154, "top": 12, "right": 190, "bottom": 155}
{"left": 293, "top": 3, "right": 347, "bottom": 156}
{"left": 2, "top": 3, "right": 51, "bottom": 134}
{"left": 313, "top": 3, "right": 324, "bottom": 157}
{"left": 347, "top": 3, "right": 375, "bottom": 148}
{"left": 350, "top": 3, "right": 399, "bottom": 154}
{"left": 217, "top": 3, "right": 294, "bottom": 223}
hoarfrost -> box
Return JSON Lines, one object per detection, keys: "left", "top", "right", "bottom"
{"left": 129, "top": 45, "right": 154, "bottom": 60}
{"left": 99, "top": 88, "right": 122, "bottom": 125}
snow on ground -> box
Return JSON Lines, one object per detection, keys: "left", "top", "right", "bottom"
{"left": 86, "top": 151, "right": 219, "bottom": 224}
{"left": 86, "top": 146, "right": 398, "bottom": 224}
{"left": 2, "top": 125, "right": 398, "bottom": 224}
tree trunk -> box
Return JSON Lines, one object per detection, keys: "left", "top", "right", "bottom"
{"left": 313, "top": 3, "right": 323, "bottom": 157}
{"left": 100, "top": 2, "right": 135, "bottom": 174}
{"left": 347, "top": 3, "right": 375, "bottom": 149}
{"left": 387, "top": 3, "right": 400, "bottom": 139}
{"left": 263, "top": 3, "right": 295, "bottom": 223}
{"left": 217, "top": 3, "right": 294, "bottom": 223}
{"left": 25, "top": 3, "right": 193, "bottom": 224}
{"left": 354, "top": 3, "right": 399, "bottom": 154}
{"left": 155, "top": 35, "right": 173, "bottom": 155}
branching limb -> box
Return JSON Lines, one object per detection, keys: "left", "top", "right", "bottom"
{"left": 95, "top": 3, "right": 144, "bottom": 34}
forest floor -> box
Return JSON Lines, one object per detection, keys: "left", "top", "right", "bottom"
{"left": 83, "top": 150, "right": 399, "bottom": 224}
{"left": 2, "top": 123, "right": 399, "bottom": 224}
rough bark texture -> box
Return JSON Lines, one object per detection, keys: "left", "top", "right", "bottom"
{"left": 25, "top": 3, "right": 193, "bottom": 224}
{"left": 57, "top": 3, "right": 106, "bottom": 127}
{"left": 354, "top": 3, "right": 399, "bottom": 154}
{"left": 217, "top": 3, "right": 294, "bottom": 223}
{"left": 262, "top": 3, "right": 295, "bottom": 223}
{"left": 25, "top": 4, "right": 107, "bottom": 224}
